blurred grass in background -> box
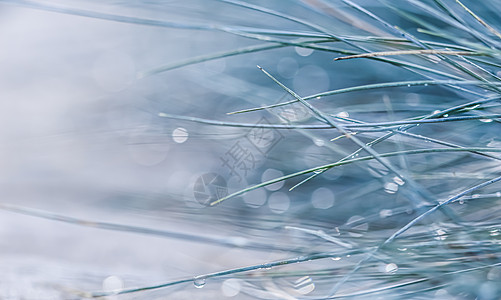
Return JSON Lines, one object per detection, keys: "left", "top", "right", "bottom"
{"left": 0, "top": 0, "right": 501, "bottom": 299}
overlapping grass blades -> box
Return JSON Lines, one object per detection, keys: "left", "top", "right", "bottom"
{"left": 3, "top": 0, "right": 501, "bottom": 298}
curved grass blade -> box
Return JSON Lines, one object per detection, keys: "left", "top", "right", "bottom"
{"left": 341, "top": 0, "right": 423, "bottom": 45}
{"left": 158, "top": 113, "right": 332, "bottom": 129}
{"left": 293, "top": 111, "right": 501, "bottom": 190}
{"left": 332, "top": 262, "right": 501, "bottom": 298}
{"left": 325, "top": 93, "right": 501, "bottom": 182}
{"left": 89, "top": 251, "right": 348, "bottom": 297}
{"left": 328, "top": 174, "right": 501, "bottom": 296}
{"left": 210, "top": 147, "right": 501, "bottom": 205}
{"left": 404, "top": 0, "right": 497, "bottom": 48}
{"left": 292, "top": 119, "right": 501, "bottom": 203}
{"left": 159, "top": 112, "right": 501, "bottom": 131}
{"left": 0, "top": 0, "right": 226, "bottom": 31}
{"left": 140, "top": 37, "right": 340, "bottom": 76}
{"left": 0, "top": 0, "right": 333, "bottom": 47}
{"left": 0, "top": 203, "right": 295, "bottom": 253}
{"left": 338, "top": 113, "right": 501, "bottom": 132}
{"left": 456, "top": 0, "right": 501, "bottom": 40}
{"left": 228, "top": 80, "right": 501, "bottom": 115}
{"left": 216, "top": 0, "right": 474, "bottom": 101}
{"left": 289, "top": 169, "right": 328, "bottom": 191}
{"left": 8, "top": 0, "right": 493, "bottom": 97}
{"left": 218, "top": 0, "right": 354, "bottom": 46}
{"left": 257, "top": 65, "right": 407, "bottom": 182}
{"left": 336, "top": 94, "right": 501, "bottom": 160}
{"left": 216, "top": 0, "right": 473, "bottom": 87}
{"left": 140, "top": 43, "right": 284, "bottom": 77}
{"left": 341, "top": 117, "right": 501, "bottom": 161}
{"left": 87, "top": 247, "right": 501, "bottom": 297}
{"left": 333, "top": 49, "right": 486, "bottom": 61}
{"left": 342, "top": 0, "right": 501, "bottom": 95}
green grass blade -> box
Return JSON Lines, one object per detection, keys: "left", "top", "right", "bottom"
{"left": 210, "top": 147, "right": 501, "bottom": 205}
{"left": 229, "top": 80, "right": 501, "bottom": 115}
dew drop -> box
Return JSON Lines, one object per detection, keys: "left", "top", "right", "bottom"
{"left": 336, "top": 111, "right": 349, "bottom": 118}
{"left": 385, "top": 263, "right": 398, "bottom": 273}
{"left": 279, "top": 104, "right": 310, "bottom": 122}
{"left": 488, "top": 140, "right": 501, "bottom": 147}
{"left": 435, "top": 229, "right": 447, "bottom": 240}
{"left": 379, "top": 209, "right": 393, "bottom": 218}
{"left": 333, "top": 227, "right": 340, "bottom": 236}
{"left": 384, "top": 182, "right": 399, "bottom": 194}
{"left": 193, "top": 276, "right": 206, "bottom": 288}
{"left": 480, "top": 118, "right": 493, "bottom": 123}
{"left": 393, "top": 176, "right": 405, "bottom": 186}
{"left": 294, "top": 276, "right": 315, "bottom": 295}
{"left": 331, "top": 257, "right": 341, "bottom": 261}
{"left": 172, "top": 127, "right": 188, "bottom": 143}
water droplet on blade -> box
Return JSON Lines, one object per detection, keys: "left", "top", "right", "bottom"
{"left": 193, "top": 276, "right": 206, "bottom": 288}
{"left": 294, "top": 276, "right": 315, "bottom": 295}
{"left": 384, "top": 182, "right": 398, "bottom": 194}
{"left": 385, "top": 263, "right": 398, "bottom": 273}
{"left": 172, "top": 127, "right": 189, "bottom": 143}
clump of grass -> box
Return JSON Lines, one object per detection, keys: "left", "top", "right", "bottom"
{"left": 2, "top": 0, "right": 501, "bottom": 299}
